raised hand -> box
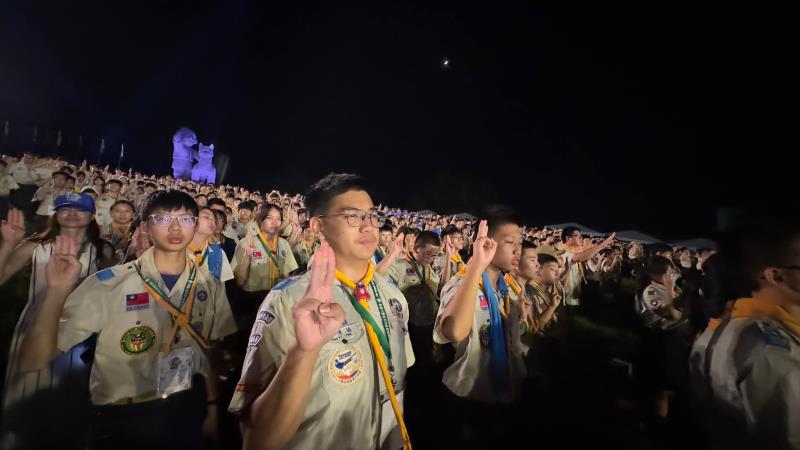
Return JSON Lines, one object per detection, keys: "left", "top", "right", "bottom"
{"left": 291, "top": 242, "right": 345, "bottom": 352}
{"left": 46, "top": 235, "right": 83, "bottom": 291}
{"left": 444, "top": 235, "right": 455, "bottom": 257}
{"left": 470, "top": 220, "right": 497, "bottom": 271}
{"left": 128, "top": 227, "right": 152, "bottom": 258}
{"left": 601, "top": 232, "right": 617, "bottom": 248}
{"left": 246, "top": 231, "right": 256, "bottom": 257}
{"left": 392, "top": 233, "right": 405, "bottom": 254}
{"left": 1, "top": 208, "right": 26, "bottom": 245}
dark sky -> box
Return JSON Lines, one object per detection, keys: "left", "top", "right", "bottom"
{"left": 0, "top": 2, "right": 795, "bottom": 240}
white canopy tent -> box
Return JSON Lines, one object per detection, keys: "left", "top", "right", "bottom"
{"left": 614, "top": 230, "right": 662, "bottom": 244}
{"left": 673, "top": 238, "right": 717, "bottom": 250}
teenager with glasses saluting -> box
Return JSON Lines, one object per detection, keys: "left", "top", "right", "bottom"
{"left": 17, "top": 190, "right": 237, "bottom": 450}
{"left": 230, "top": 173, "right": 414, "bottom": 450}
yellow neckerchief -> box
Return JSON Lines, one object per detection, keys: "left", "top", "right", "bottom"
{"left": 136, "top": 249, "right": 208, "bottom": 353}
{"left": 450, "top": 252, "right": 465, "bottom": 272}
{"left": 334, "top": 263, "right": 412, "bottom": 450}
{"left": 730, "top": 297, "right": 800, "bottom": 338}
{"left": 302, "top": 240, "right": 316, "bottom": 256}
{"left": 706, "top": 318, "right": 721, "bottom": 332}
{"left": 504, "top": 273, "right": 522, "bottom": 296}
{"left": 187, "top": 237, "right": 210, "bottom": 266}
{"left": 255, "top": 229, "right": 279, "bottom": 285}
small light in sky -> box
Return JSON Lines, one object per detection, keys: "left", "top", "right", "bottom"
{"left": 441, "top": 57, "right": 450, "bottom": 69}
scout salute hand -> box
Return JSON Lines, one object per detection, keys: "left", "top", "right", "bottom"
{"left": 292, "top": 242, "right": 346, "bottom": 351}
{"left": 438, "top": 220, "right": 497, "bottom": 342}
{"left": 45, "top": 235, "right": 83, "bottom": 291}
{"left": 1, "top": 208, "right": 26, "bottom": 244}
{"left": 240, "top": 242, "right": 346, "bottom": 450}
{"left": 375, "top": 232, "right": 405, "bottom": 276}
{"left": 471, "top": 220, "right": 498, "bottom": 271}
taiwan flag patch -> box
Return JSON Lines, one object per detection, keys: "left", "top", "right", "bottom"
{"left": 126, "top": 293, "right": 150, "bottom": 311}
{"left": 479, "top": 295, "right": 489, "bottom": 310}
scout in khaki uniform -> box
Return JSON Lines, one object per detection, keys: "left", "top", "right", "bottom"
{"left": 635, "top": 256, "right": 685, "bottom": 331}
{"left": 433, "top": 209, "right": 527, "bottom": 445}
{"left": 374, "top": 224, "right": 394, "bottom": 265}
{"left": 384, "top": 231, "right": 444, "bottom": 367}
{"left": 93, "top": 179, "right": 124, "bottom": 227}
{"left": 557, "top": 226, "right": 616, "bottom": 308}
{"left": 292, "top": 221, "right": 319, "bottom": 271}
{"left": 230, "top": 173, "right": 414, "bottom": 450}
{"left": 19, "top": 190, "right": 237, "bottom": 450}
{"left": 188, "top": 207, "right": 235, "bottom": 283}
{"left": 232, "top": 203, "right": 299, "bottom": 293}
{"left": 694, "top": 222, "right": 800, "bottom": 450}
{"left": 433, "top": 226, "right": 466, "bottom": 284}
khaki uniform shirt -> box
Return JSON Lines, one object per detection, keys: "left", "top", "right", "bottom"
{"left": 93, "top": 193, "right": 118, "bottom": 226}
{"left": 388, "top": 258, "right": 439, "bottom": 327}
{"left": 433, "top": 275, "right": 527, "bottom": 404}
{"left": 231, "top": 235, "right": 298, "bottom": 292}
{"left": 56, "top": 247, "right": 237, "bottom": 405}
{"left": 292, "top": 241, "right": 318, "bottom": 268}
{"left": 228, "top": 271, "right": 415, "bottom": 449}
{"left": 701, "top": 307, "right": 800, "bottom": 450}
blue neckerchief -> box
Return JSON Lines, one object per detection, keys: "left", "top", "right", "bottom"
{"left": 208, "top": 243, "right": 223, "bottom": 280}
{"left": 374, "top": 249, "right": 385, "bottom": 265}
{"left": 482, "top": 271, "right": 509, "bottom": 395}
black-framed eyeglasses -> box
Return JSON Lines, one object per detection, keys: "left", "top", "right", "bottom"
{"left": 319, "top": 210, "right": 385, "bottom": 228}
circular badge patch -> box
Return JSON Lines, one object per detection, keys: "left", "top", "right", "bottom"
{"left": 388, "top": 298, "right": 403, "bottom": 319}
{"left": 196, "top": 291, "right": 208, "bottom": 302}
{"left": 479, "top": 324, "right": 491, "bottom": 348}
{"left": 120, "top": 325, "right": 156, "bottom": 355}
{"left": 328, "top": 347, "right": 364, "bottom": 385}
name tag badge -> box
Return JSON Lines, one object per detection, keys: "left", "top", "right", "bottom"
{"left": 157, "top": 347, "right": 194, "bottom": 398}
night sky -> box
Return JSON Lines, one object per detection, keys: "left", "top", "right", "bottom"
{"left": 1, "top": 2, "right": 795, "bottom": 240}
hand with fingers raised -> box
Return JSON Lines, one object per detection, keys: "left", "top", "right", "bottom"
{"left": 46, "top": 235, "right": 84, "bottom": 291}
{"left": 291, "top": 242, "right": 346, "bottom": 352}
{"left": 1, "top": 208, "right": 27, "bottom": 246}
{"left": 470, "top": 220, "right": 497, "bottom": 272}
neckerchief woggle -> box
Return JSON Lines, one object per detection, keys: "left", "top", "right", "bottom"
{"left": 482, "top": 271, "right": 510, "bottom": 395}
{"left": 255, "top": 230, "right": 281, "bottom": 268}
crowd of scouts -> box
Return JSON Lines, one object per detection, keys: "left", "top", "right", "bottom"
{"left": 0, "top": 154, "right": 798, "bottom": 450}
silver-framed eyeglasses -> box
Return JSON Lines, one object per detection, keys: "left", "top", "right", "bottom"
{"left": 148, "top": 214, "right": 198, "bottom": 227}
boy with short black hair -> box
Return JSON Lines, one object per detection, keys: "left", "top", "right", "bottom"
{"left": 374, "top": 223, "right": 394, "bottom": 264}
{"left": 19, "top": 190, "right": 237, "bottom": 449}
{"left": 230, "top": 173, "right": 414, "bottom": 450}
{"left": 433, "top": 205, "right": 528, "bottom": 444}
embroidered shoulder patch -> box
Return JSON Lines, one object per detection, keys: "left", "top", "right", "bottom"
{"left": 272, "top": 277, "right": 296, "bottom": 291}
{"left": 758, "top": 322, "right": 790, "bottom": 351}
{"left": 96, "top": 268, "right": 115, "bottom": 281}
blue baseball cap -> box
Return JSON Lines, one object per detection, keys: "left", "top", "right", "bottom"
{"left": 54, "top": 192, "right": 96, "bottom": 213}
